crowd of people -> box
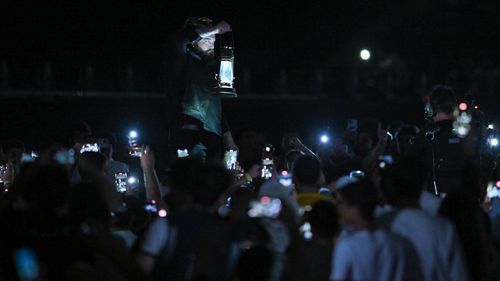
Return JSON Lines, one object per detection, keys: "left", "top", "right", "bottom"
{"left": 1, "top": 84, "right": 500, "bottom": 281}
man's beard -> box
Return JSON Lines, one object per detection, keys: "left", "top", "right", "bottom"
{"left": 200, "top": 49, "right": 215, "bottom": 65}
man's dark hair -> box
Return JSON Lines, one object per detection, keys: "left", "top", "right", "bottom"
{"left": 98, "top": 132, "right": 117, "bottom": 149}
{"left": 309, "top": 200, "right": 340, "bottom": 239}
{"left": 293, "top": 155, "right": 321, "bottom": 186}
{"left": 77, "top": 152, "right": 106, "bottom": 181}
{"left": 430, "top": 85, "right": 457, "bottom": 115}
{"left": 184, "top": 16, "right": 213, "bottom": 29}
{"left": 338, "top": 180, "right": 378, "bottom": 221}
{"left": 170, "top": 157, "right": 231, "bottom": 207}
{"left": 380, "top": 158, "right": 425, "bottom": 206}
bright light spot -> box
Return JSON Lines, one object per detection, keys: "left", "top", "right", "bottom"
{"left": 320, "top": 135, "right": 329, "bottom": 143}
{"left": 281, "top": 170, "right": 288, "bottom": 176}
{"left": 360, "top": 49, "right": 371, "bottom": 61}
{"left": 496, "top": 181, "right": 500, "bottom": 188}
{"left": 474, "top": 106, "right": 479, "bottom": 109}
{"left": 488, "top": 124, "right": 494, "bottom": 130}
{"left": 151, "top": 200, "right": 156, "bottom": 204}
{"left": 459, "top": 103, "right": 468, "bottom": 111}
{"left": 127, "top": 177, "right": 137, "bottom": 185}
{"left": 261, "top": 196, "right": 271, "bottom": 204}
{"left": 129, "top": 130, "right": 138, "bottom": 138}
{"left": 158, "top": 209, "right": 167, "bottom": 217}
{"left": 457, "top": 126, "right": 469, "bottom": 136}
{"left": 379, "top": 162, "right": 387, "bottom": 169}
{"left": 490, "top": 138, "right": 499, "bottom": 147}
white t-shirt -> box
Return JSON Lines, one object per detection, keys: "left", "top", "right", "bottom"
{"left": 140, "top": 217, "right": 170, "bottom": 256}
{"left": 419, "top": 191, "right": 443, "bottom": 216}
{"left": 378, "top": 208, "right": 468, "bottom": 281}
{"left": 330, "top": 229, "right": 415, "bottom": 281}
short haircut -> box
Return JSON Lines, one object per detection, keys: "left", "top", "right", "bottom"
{"left": 380, "top": 158, "right": 425, "bottom": 206}
{"left": 338, "top": 180, "right": 378, "bottom": 221}
{"left": 309, "top": 200, "right": 341, "bottom": 239}
{"left": 430, "top": 85, "right": 457, "bottom": 115}
{"left": 78, "top": 152, "right": 106, "bottom": 180}
{"left": 293, "top": 155, "right": 321, "bottom": 186}
{"left": 184, "top": 16, "right": 213, "bottom": 29}
{"left": 170, "top": 157, "right": 231, "bottom": 206}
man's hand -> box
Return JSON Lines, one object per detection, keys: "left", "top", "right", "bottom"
{"left": 214, "top": 21, "right": 232, "bottom": 34}
{"left": 224, "top": 131, "right": 238, "bottom": 151}
{"left": 246, "top": 164, "right": 262, "bottom": 179}
{"left": 196, "top": 20, "right": 232, "bottom": 38}
{"left": 140, "top": 146, "right": 155, "bottom": 172}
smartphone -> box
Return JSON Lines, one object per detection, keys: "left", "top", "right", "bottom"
{"left": 144, "top": 200, "right": 158, "bottom": 213}
{"left": 0, "top": 165, "right": 7, "bottom": 183}
{"left": 114, "top": 172, "right": 128, "bottom": 193}
{"left": 177, "top": 149, "right": 189, "bottom": 158}
{"left": 487, "top": 181, "right": 500, "bottom": 199}
{"left": 347, "top": 119, "right": 358, "bottom": 132}
{"left": 349, "top": 170, "right": 365, "bottom": 179}
{"left": 80, "top": 143, "right": 100, "bottom": 154}
{"left": 278, "top": 170, "right": 292, "bottom": 187}
{"left": 261, "top": 158, "right": 274, "bottom": 179}
{"left": 248, "top": 196, "right": 282, "bottom": 218}
{"left": 261, "top": 144, "right": 275, "bottom": 180}
{"left": 13, "top": 247, "right": 40, "bottom": 281}
{"left": 224, "top": 150, "right": 238, "bottom": 170}
{"left": 128, "top": 131, "right": 142, "bottom": 157}
{"left": 378, "top": 155, "right": 394, "bottom": 169}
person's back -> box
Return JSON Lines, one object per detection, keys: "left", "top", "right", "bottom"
{"left": 331, "top": 180, "right": 419, "bottom": 281}
{"left": 379, "top": 158, "right": 468, "bottom": 281}
{"left": 378, "top": 208, "right": 466, "bottom": 281}
{"left": 332, "top": 228, "right": 407, "bottom": 281}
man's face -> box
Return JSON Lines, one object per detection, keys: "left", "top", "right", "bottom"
{"left": 196, "top": 35, "right": 215, "bottom": 56}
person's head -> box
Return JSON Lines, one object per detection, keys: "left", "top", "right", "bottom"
{"left": 235, "top": 246, "right": 273, "bottom": 281}
{"left": 354, "top": 118, "right": 381, "bottom": 157}
{"left": 68, "top": 182, "right": 110, "bottom": 227}
{"left": 170, "top": 157, "right": 231, "bottom": 208}
{"left": 9, "top": 163, "right": 71, "bottom": 217}
{"left": 69, "top": 119, "right": 92, "bottom": 147}
{"left": 337, "top": 180, "right": 378, "bottom": 226}
{"left": 97, "top": 132, "right": 117, "bottom": 159}
{"left": 77, "top": 152, "right": 107, "bottom": 181}
{"left": 429, "top": 85, "right": 457, "bottom": 121}
{"left": 309, "top": 200, "right": 341, "bottom": 240}
{"left": 380, "top": 158, "right": 425, "bottom": 207}
{"left": 185, "top": 16, "right": 215, "bottom": 56}
{"left": 285, "top": 149, "right": 305, "bottom": 171}
{"left": 292, "top": 155, "right": 321, "bottom": 189}
{"left": 395, "top": 125, "right": 420, "bottom": 157}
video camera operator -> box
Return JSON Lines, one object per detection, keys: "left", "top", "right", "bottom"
{"left": 409, "top": 85, "right": 468, "bottom": 197}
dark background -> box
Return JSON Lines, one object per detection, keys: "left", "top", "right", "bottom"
{"left": 1, "top": 0, "right": 500, "bottom": 164}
